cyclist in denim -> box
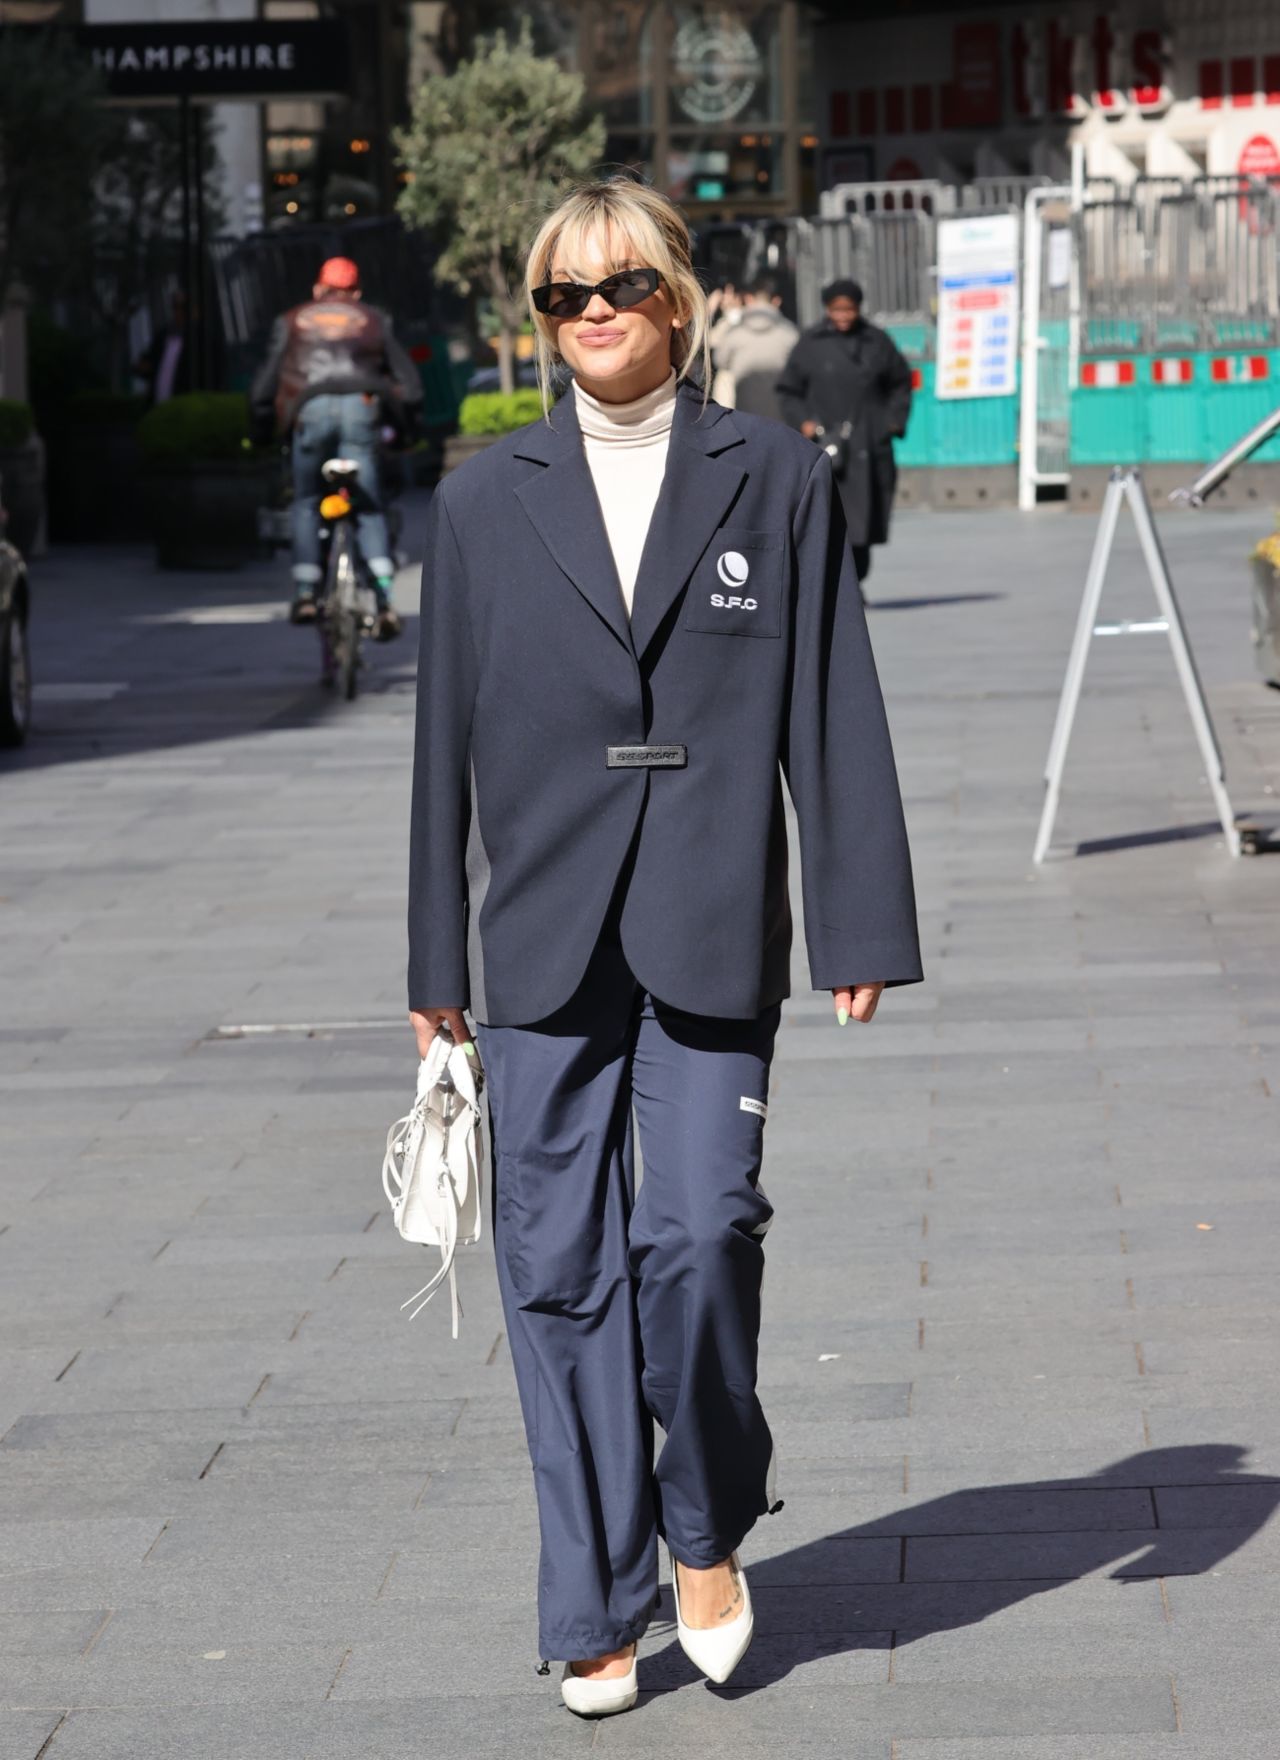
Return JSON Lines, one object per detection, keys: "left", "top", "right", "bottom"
{"left": 252, "top": 256, "right": 422, "bottom": 639}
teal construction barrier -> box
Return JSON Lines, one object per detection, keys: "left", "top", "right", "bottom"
{"left": 883, "top": 324, "right": 1018, "bottom": 471}
{"left": 1146, "top": 364, "right": 1202, "bottom": 463}
{"left": 1202, "top": 354, "right": 1280, "bottom": 461}
{"left": 893, "top": 359, "right": 933, "bottom": 469}
{"left": 1072, "top": 364, "right": 1150, "bottom": 465}
{"left": 1071, "top": 349, "right": 1280, "bottom": 466}
{"left": 871, "top": 332, "right": 1280, "bottom": 477}
{"left": 1153, "top": 318, "right": 1200, "bottom": 350}
{"left": 884, "top": 323, "right": 931, "bottom": 362}
{"left": 1084, "top": 318, "right": 1144, "bottom": 354}
{"left": 930, "top": 384, "right": 1019, "bottom": 467}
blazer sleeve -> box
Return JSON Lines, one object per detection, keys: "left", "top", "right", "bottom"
{"left": 407, "top": 487, "right": 479, "bottom": 1011}
{"left": 782, "top": 452, "right": 923, "bottom": 989}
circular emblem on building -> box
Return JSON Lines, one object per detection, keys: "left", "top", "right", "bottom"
{"left": 672, "top": 19, "right": 762, "bottom": 126}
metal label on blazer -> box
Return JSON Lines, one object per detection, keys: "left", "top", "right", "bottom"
{"left": 606, "top": 745, "right": 688, "bottom": 768}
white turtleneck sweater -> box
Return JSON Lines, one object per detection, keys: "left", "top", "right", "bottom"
{"left": 574, "top": 370, "right": 678, "bottom": 618}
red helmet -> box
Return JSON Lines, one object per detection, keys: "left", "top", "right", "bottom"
{"left": 316, "top": 256, "right": 360, "bottom": 291}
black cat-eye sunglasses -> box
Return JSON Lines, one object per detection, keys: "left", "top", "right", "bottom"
{"left": 531, "top": 267, "right": 662, "bottom": 318}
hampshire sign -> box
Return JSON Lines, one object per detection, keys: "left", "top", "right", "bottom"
{"left": 78, "top": 21, "right": 347, "bottom": 99}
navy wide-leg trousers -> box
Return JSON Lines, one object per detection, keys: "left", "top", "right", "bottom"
{"left": 477, "top": 926, "right": 780, "bottom": 1660}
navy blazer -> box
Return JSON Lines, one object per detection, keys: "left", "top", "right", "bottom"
{"left": 408, "top": 379, "right": 921, "bottom": 1026}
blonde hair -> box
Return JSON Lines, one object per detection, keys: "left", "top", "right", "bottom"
{"left": 524, "top": 176, "right": 711, "bottom": 421}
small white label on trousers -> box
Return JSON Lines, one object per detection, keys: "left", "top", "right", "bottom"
{"left": 740, "top": 1096, "right": 767, "bottom": 1119}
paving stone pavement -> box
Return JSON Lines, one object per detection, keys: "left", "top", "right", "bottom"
{"left": 1, "top": 494, "right": 1277, "bottom": 1759}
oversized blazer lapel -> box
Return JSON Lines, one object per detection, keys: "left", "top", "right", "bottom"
{"left": 629, "top": 384, "right": 747, "bottom": 658}
{"left": 511, "top": 392, "right": 632, "bottom": 652}
{"left": 511, "top": 380, "right": 747, "bottom": 658}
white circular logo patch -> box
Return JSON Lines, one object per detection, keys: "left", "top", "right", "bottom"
{"left": 716, "top": 550, "right": 750, "bottom": 587}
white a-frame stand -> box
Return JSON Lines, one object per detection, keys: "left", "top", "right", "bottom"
{"left": 1033, "top": 467, "right": 1239, "bottom": 863}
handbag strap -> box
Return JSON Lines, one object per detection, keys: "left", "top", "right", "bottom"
{"left": 400, "top": 1201, "right": 462, "bottom": 1333}
{"left": 381, "top": 1112, "right": 413, "bottom": 1206}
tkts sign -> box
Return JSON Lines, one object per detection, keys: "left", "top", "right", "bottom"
{"left": 839, "top": 12, "right": 1173, "bottom": 142}
{"left": 1009, "top": 15, "right": 1172, "bottom": 120}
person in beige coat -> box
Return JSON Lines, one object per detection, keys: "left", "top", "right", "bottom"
{"left": 708, "top": 274, "right": 799, "bottom": 422}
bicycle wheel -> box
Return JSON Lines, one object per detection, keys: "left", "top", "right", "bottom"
{"left": 327, "top": 526, "right": 361, "bottom": 702}
{"left": 317, "top": 612, "right": 337, "bottom": 690}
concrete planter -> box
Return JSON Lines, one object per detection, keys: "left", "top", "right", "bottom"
{"left": 49, "top": 410, "right": 149, "bottom": 542}
{"left": 144, "top": 458, "right": 276, "bottom": 570}
{"left": 1250, "top": 555, "right": 1280, "bottom": 689}
{"left": 1070, "top": 462, "right": 1280, "bottom": 511}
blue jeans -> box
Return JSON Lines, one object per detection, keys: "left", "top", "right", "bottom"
{"left": 291, "top": 393, "right": 392, "bottom": 589}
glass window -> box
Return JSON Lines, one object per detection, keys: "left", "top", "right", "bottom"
{"left": 265, "top": 115, "right": 321, "bottom": 224}
{"left": 602, "top": 133, "right": 657, "bottom": 185}
{"left": 668, "top": 2, "right": 782, "bottom": 130}
{"left": 668, "top": 130, "right": 782, "bottom": 202}
{"left": 795, "top": 6, "right": 815, "bottom": 127}
{"left": 589, "top": 1, "right": 655, "bottom": 130}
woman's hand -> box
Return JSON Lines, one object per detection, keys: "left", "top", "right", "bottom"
{"left": 832, "top": 983, "right": 884, "bottom": 1026}
{"left": 409, "top": 1007, "right": 475, "bottom": 1060}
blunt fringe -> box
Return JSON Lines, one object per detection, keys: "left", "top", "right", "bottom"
{"left": 524, "top": 176, "right": 711, "bottom": 421}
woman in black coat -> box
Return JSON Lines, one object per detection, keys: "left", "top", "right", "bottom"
{"left": 776, "top": 277, "right": 913, "bottom": 589}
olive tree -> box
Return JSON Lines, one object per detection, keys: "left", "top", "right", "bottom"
{"left": 396, "top": 20, "right": 605, "bottom": 395}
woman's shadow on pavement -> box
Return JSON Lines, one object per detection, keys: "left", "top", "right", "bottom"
{"left": 644, "top": 1444, "right": 1279, "bottom": 1692}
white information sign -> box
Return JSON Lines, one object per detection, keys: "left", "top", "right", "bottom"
{"left": 935, "top": 213, "right": 1020, "bottom": 400}
{"left": 1047, "top": 226, "right": 1072, "bottom": 290}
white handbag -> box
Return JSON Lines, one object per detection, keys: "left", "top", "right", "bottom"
{"left": 381, "top": 1030, "right": 485, "bottom": 1336}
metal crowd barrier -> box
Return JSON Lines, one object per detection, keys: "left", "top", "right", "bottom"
{"left": 788, "top": 173, "right": 1280, "bottom": 494}
{"left": 1078, "top": 176, "right": 1280, "bottom": 354}
{"left": 170, "top": 176, "right": 1280, "bottom": 494}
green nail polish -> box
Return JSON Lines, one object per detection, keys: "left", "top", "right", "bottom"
{"left": 837, "top": 1008, "right": 849, "bottom": 1026}
{"left": 463, "top": 1042, "right": 476, "bottom": 1057}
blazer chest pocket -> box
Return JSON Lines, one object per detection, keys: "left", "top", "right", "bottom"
{"left": 683, "top": 527, "right": 785, "bottom": 639}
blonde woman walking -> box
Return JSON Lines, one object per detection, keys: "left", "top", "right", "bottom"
{"left": 407, "top": 176, "right": 921, "bottom": 1716}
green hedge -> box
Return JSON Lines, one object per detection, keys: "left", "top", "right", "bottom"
{"left": 0, "top": 400, "right": 34, "bottom": 449}
{"left": 458, "top": 389, "right": 543, "bottom": 436}
{"left": 138, "top": 392, "right": 255, "bottom": 462}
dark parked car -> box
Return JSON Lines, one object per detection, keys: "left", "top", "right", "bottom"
{"left": 0, "top": 496, "right": 31, "bottom": 746}
{"left": 464, "top": 359, "right": 542, "bottom": 395}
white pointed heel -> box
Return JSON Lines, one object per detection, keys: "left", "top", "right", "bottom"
{"left": 669, "top": 1548, "right": 754, "bottom": 1685}
{"left": 559, "top": 1647, "right": 638, "bottom": 1717}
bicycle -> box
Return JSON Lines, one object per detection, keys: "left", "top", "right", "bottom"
{"left": 315, "top": 457, "right": 382, "bottom": 701}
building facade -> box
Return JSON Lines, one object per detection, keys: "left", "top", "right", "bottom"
{"left": 239, "top": 0, "right": 825, "bottom": 232}
{"left": 60, "top": 0, "right": 1280, "bottom": 238}
{"left": 814, "top": 0, "right": 1280, "bottom": 190}
{"left": 572, "top": 1, "right": 818, "bottom": 214}
{"left": 81, "top": 0, "right": 266, "bottom": 235}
